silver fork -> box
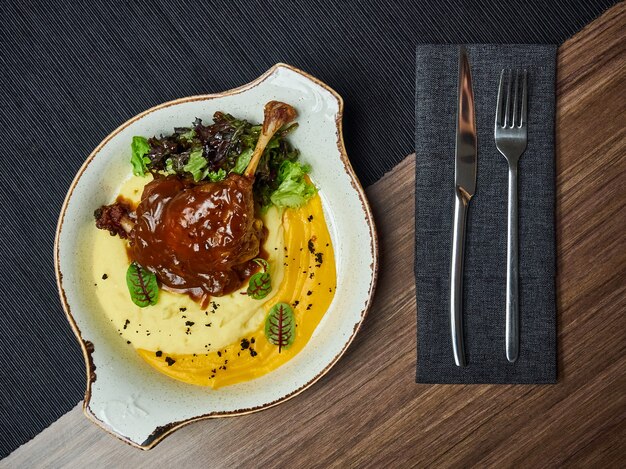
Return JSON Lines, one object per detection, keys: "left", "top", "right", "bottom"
{"left": 495, "top": 68, "right": 528, "bottom": 363}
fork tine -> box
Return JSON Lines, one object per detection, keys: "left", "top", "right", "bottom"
{"left": 504, "top": 69, "right": 512, "bottom": 127}
{"left": 496, "top": 69, "right": 505, "bottom": 127}
{"left": 512, "top": 69, "right": 519, "bottom": 127}
{"left": 520, "top": 69, "right": 528, "bottom": 127}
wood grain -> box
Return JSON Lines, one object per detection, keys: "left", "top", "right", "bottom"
{"left": 3, "top": 3, "right": 625, "bottom": 468}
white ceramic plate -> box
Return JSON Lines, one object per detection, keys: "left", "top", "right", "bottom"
{"left": 55, "top": 63, "right": 378, "bottom": 449}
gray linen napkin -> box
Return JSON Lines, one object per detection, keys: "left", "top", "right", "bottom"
{"left": 414, "top": 44, "right": 557, "bottom": 383}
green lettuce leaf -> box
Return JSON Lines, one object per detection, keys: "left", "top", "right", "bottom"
{"left": 179, "top": 128, "right": 196, "bottom": 141}
{"left": 206, "top": 168, "right": 227, "bottom": 182}
{"left": 183, "top": 148, "right": 207, "bottom": 182}
{"left": 164, "top": 158, "right": 176, "bottom": 175}
{"left": 269, "top": 160, "right": 316, "bottom": 208}
{"left": 231, "top": 148, "right": 253, "bottom": 174}
{"left": 130, "top": 136, "right": 151, "bottom": 176}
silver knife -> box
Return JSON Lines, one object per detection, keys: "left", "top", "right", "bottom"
{"left": 450, "top": 46, "right": 477, "bottom": 367}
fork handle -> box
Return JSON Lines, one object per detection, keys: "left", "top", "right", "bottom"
{"left": 506, "top": 163, "right": 519, "bottom": 363}
{"left": 450, "top": 187, "right": 470, "bottom": 367}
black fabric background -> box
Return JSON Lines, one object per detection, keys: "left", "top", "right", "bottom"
{"left": 0, "top": 0, "right": 616, "bottom": 458}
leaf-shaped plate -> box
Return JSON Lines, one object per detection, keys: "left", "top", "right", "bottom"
{"left": 55, "top": 63, "right": 378, "bottom": 449}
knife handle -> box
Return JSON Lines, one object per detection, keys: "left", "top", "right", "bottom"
{"left": 450, "top": 187, "right": 470, "bottom": 367}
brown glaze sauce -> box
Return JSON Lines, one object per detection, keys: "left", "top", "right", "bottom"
{"left": 129, "top": 174, "right": 267, "bottom": 307}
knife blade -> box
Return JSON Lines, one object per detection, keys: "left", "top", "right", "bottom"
{"left": 450, "top": 46, "right": 477, "bottom": 367}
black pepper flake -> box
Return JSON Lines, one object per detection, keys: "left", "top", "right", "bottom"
{"left": 307, "top": 290, "right": 313, "bottom": 296}
{"left": 309, "top": 272, "right": 315, "bottom": 279}
{"left": 94, "top": 283, "right": 97, "bottom": 286}
{"left": 165, "top": 357, "right": 176, "bottom": 366}
{"left": 212, "top": 301, "right": 219, "bottom": 309}
{"left": 185, "top": 328, "right": 191, "bottom": 335}
{"left": 217, "top": 351, "right": 222, "bottom": 357}
{"left": 101, "top": 273, "right": 108, "bottom": 280}
{"left": 284, "top": 263, "right": 289, "bottom": 267}
{"left": 307, "top": 304, "right": 313, "bottom": 310}
{"left": 181, "top": 315, "right": 187, "bottom": 319}
{"left": 156, "top": 351, "right": 163, "bottom": 357}
{"left": 205, "top": 311, "right": 208, "bottom": 315}
{"left": 307, "top": 215, "right": 314, "bottom": 222}
{"left": 293, "top": 300, "right": 300, "bottom": 307}
{"left": 274, "top": 247, "right": 278, "bottom": 250}
{"left": 123, "top": 319, "right": 130, "bottom": 330}
{"left": 179, "top": 307, "right": 187, "bottom": 312}
{"left": 126, "top": 340, "right": 131, "bottom": 344}
{"left": 241, "top": 338, "right": 250, "bottom": 350}
{"left": 250, "top": 349, "right": 258, "bottom": 357}
{"left": 212, "top": 368, "right": 217, "bottom": 373}
{"left": 205, "top": 323, "right": 212, "bottom": 327}
{"left": 251, "top": 337, "right": 255, "bottom": 344}
{"left": 303, "top": 271, "right": 307, "bottom": 274}
{"left": 185, "top": 321, "right": 195, "bottom": 326}
{"left": 237, "top": 352, "right": 241, "bottom": 357}
{"left": 308, "top": 239, "right": 316, "bottom": 254}
{"left": 223, "top": 367, "right": 227, "bottom": 371}
{"left": 315, "top": 252, "right": 323, "bottom": 265}
{"left": 329, "top": 287, "right": 333, "bottom": 293}
{"left": 326, "top": 243, "right": 329, "bottom": 247}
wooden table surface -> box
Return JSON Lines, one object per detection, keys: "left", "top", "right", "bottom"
{"left": 4, "top": 4, "right": 625, "bottom": 468}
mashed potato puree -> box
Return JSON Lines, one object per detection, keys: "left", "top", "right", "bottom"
{"left": 92, "top": 175, "right": 336, "bottom": 388}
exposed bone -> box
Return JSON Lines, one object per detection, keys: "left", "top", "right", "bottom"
{"left": 243, "top": 101, "right": 297, "bottom": 179}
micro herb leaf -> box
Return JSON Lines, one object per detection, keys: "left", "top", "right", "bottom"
{"left": 265, "top": 302, "right": 295, "bottom": 352}
{"left": 126, "top": 262, "right": 159, "bottom": 307}
{"left": 252, "top": 258, "right": 269, "bottom": 272}
{"left": 247, "top": 272, "right": 271, "bottom": 300}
